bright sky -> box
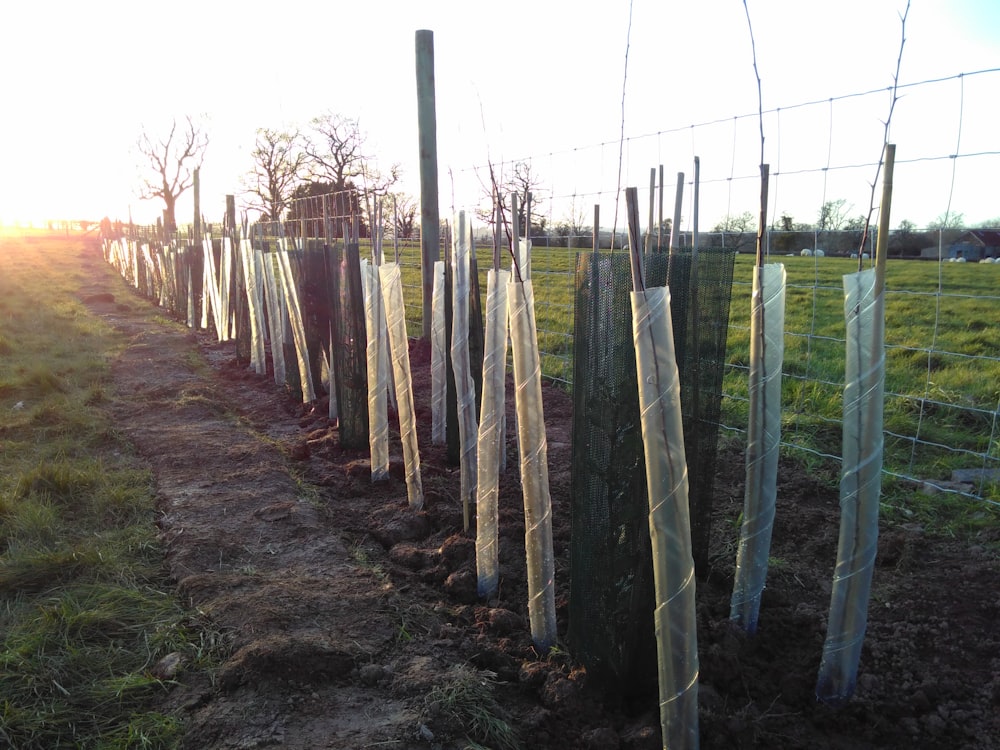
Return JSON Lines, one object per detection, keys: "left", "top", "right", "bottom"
{"left": 1, "top": 0, "right": 998, "bottom": 230}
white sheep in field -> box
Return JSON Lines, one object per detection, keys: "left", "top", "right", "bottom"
{"left": 861, "top": 252, "right": 871, "bottom": 260}
{"left": 800, "top": 248, "right": 813, "bottom": 256}
{"left": 815, "top": 249, "right": 826, "bottom": 257}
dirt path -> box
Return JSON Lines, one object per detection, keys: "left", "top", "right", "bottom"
{"left": 77, "top": 240, "right": 1000, "bottom": 750}
{"left": 80, "top": 251, "right": 432, "bottom": 748}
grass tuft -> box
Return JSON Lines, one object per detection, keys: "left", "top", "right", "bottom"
{"left": 424, "top": 665, "right": 521, "bottom": 750}
{"left": 15, "top": 460, "right": 100, "bottom": 503}
{"left": 21, "top": 366, "right": 68, "bottom": 397}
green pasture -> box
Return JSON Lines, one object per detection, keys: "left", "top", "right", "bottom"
{"left": 395, "top": 246, "right": 1000, "bottom": 508}
{"left": 249, "top": 233, "right": 999, "bottom": 515}
{"left": 724, "top": 255, "right": 1000, "bottom": 499}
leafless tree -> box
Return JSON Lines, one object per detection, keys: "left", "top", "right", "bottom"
{"left": 713, "top": 210, "right": 756, "bottom": 252}
{"left": 303, "top": 112, "right": 368, "bottom": 191}
{"left": 507, "top": 161, "right": 546, "bottom": 237}
{"left": 303, "top": 112, "right": 399, "bottom": 223}
{"left": 242, "top": 127, "right": 306, "bottom": 222}
{"left": 387, "top": 192, "right": 418, "bottom": 240}
{"left": 928, "top": 211, "right": 965, "bottom": 230}
{"left": 553, "top": 195, "right": 592, "bottom": 247}
{"left": 817, "top": 199, "right": 853, "bottom": 231}
{"left": 136, "top": 116, "right": 208, "bottom": 231}
{"left": 359, "top": 161, "right": 402, "bottom": 231}
{"left": 477, "top": 160, "right": 547, "bottom": 238}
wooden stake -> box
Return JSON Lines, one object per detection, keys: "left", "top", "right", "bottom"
{"left": 626, "top": 187, "right": 643, "bottom": 292}
{"left": 592, "top": 205, "right": 600, "bottom": 254}
{"left": 692, "top": 157, "right": 700, "bottom": 261}
{"left": 670, "top": 172, "right": 684, "bottom": 254}
{"left": 510, "top": 193, "right": 521, "bottom": 282}
{"left": 494, "top": 199, "right": 502, "bottom": 272}
{"left": 658, "top": 164, "right": 665, "bottom": 250}
{"left": 874, "top": 144, "right": 895, "bottom": 297}
{"left": 646, "top": 167, "right": 655, "bottom": 253}
{"left": 755, "top": 164, "right": 770, "bottom": 268}
{"left": 193, "top": 167, "right": 200, "bottom": 246}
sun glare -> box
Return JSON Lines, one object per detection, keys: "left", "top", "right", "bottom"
{"left": 0, "top": 218, "right": 96, "bottom": 238}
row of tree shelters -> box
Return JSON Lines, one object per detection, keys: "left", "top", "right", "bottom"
{"left": 100, "top": 190, "right": 409, "bottom": 439}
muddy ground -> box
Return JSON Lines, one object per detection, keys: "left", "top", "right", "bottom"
{"left": 77, "top": 240, "right": 999, "bottom": 749}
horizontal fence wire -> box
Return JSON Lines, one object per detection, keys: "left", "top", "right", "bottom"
{"left": 109, "top": 69, "right": 1000, "bottom": 509}
{"left": 425, "top": 68, "right": 1000, "bottom": 507}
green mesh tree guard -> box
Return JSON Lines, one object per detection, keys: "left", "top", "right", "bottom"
{"left": 234, "top": 243, "right": 252, "bottom": 366}
{"left": 468, "top": 247, "right": 485, "bottom": 417}
{"left": 569, "top": 251, "right": 667, "bottom": 697}
{"left": 326, "top": 241, "right": 369, "bottom": 449}
{"left": 296, "top": 239, "right": 333, "bottom": 399}
{"left": 569, "top": 247, "right": 736, "bottom": 693}
{"left": 667, "top": 248, "right": 737, "bottom": 576}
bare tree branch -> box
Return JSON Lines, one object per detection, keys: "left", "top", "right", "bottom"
{"left": 713, "top": 210, "right": 757, "bottom": 253}
{"left": 387, "top": 192, "right": 418, "bottom": 240}
{"left": 476, "top": 160, "right": 546, "bottom": 236}
{"left": 136, "top": 116, "right": 208, "bottom": 230}
{"left": 241, "top": 127, "right": 306, "bottom": 221}
{"left": 299, "top": 112, "right": 400, "bottom": 234}
{"left": 858, "top": 0, "right": 910, "bottom": 258}
{"left": 303, "top": 112, "right": 367, "bottom": 190}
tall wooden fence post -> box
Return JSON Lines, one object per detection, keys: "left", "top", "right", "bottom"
{"left": 416, "top": 29, "right": 440, "bottom": 340}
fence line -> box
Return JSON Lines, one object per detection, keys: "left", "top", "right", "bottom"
{"left": 426, "top": 68, "right": 1000, "bottom": 509}
{"left": 107, "top": 68, "right": 1000, "bottom": 508}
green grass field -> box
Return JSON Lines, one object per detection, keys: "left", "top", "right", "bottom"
{"left": 0, "top": 234, "right": 220, "bottom": 749}
{"left": 729, "top": 255, "right": 999, "bottom": 485}
{"left": 395, "top": 245, "right": 1000, "bottom": 509}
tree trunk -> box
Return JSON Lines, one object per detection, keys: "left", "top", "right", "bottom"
{"left": 164, "top": 194, "right": 177, "bottom": 232}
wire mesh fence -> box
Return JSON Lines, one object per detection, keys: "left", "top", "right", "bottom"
{"left": 105, "top": 68, "right": 1000, "bottom": 509}
{"left": 389, "top": 227, "right": 1000, "bottom": 509}
{"left": 418, "top": 66, "right": 1000, "bottom": 509}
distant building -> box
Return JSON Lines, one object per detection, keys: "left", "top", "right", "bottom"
{"left": 948, "top": 230, "right": 1000, "bottom": 261}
